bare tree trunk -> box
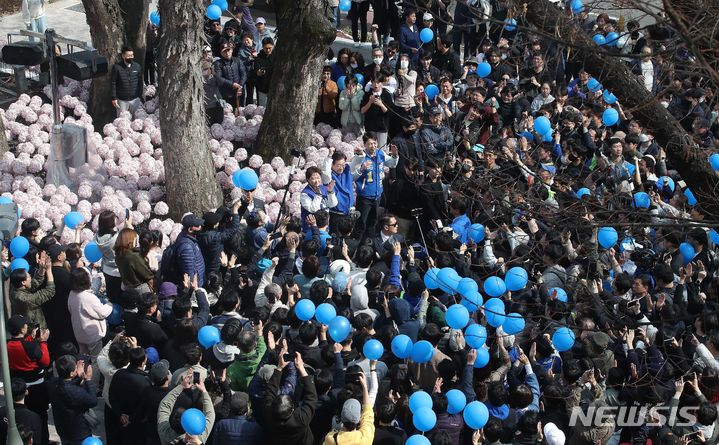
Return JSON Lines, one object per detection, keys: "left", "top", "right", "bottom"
{"left": 121, "top": 0, "right": 149, "bottom": 75}
{"left": 157, "top": 0, "right": 223, "bottom": 219}
{"left": 524, "top": 0, "right": 719, "bottom": 218}
{"left": 254, "top": 0, "right": 336, "bottom": 160}
{"left": 0, "top": 116, "right": 8, "bottom": 158}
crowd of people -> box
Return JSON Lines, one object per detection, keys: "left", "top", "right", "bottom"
{"left": 4, "top": 1, "right": 719, "bottom": 445}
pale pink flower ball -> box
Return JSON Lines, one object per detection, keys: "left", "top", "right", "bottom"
{"left": 248, "top": 154, "right": 263, "bottom": 169}
{"left": 154, "top": 201, "right": 169, "bottom": 215}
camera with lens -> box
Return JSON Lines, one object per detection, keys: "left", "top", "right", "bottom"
{"left": 630, "top": 249, "right": 658, "bottom": 271}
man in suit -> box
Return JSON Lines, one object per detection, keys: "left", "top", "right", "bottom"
{"left": 372, "top": 214, "right": 406, "bottom": 258}
{"left": 0, "top": 378, "right": 42, "bottom": 445}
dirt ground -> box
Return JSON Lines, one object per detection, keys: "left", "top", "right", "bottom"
{"left": 0, "top": 0, "right": 19, "bottom": 16}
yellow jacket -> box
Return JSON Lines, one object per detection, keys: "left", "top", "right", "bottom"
{"left": 322, "top": 405, "right": 375, "bottom": 445}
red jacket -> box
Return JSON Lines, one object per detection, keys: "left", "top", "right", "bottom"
{"left": 7, "top": 336, "right": 49, "bottom": 382}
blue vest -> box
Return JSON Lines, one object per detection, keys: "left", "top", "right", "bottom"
{"left": 300, "top": 184, "right": 329, "bottom": 232}
{"left": 355, "top": 150, "right": 386, "bottom": 200}
{"left": 332, "top": 165, "right": 354, "bottom": 214}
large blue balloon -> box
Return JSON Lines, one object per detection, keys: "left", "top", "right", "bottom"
{"left": 605, "top": 32, "right": 619, "bottom": 46}
{"left": 710, "top": 153, "right": 719, "bottom": 171}
{"left": 462, "top": 290, "right": 483, "bottom": 312}
{"left": 419, "top": 27, "right": 434, "bottom": 44}
{"left": 363, "top": 339, "right": 384, "bottom": 360}
{"left": 339, "top": 0, "right": 351, "bottom": 11}
{"left": 473, "top": 347, "right": 490, "bottom": 368}
{"left": 205, "top": 4, "right": 222, "bottom": 20}
{"left": 0, "top": 196, "right": 11, "bottom": 205}
{"left": 329, "top": 316, "right": 351, "bottom": 342}
{"left": 502, "top": 313, "right": 525, "bottom": 335}
{"left": 457, "top": 277, "right": 479, "bottom": 297}
{"left": 437, "top": 267, "right": 460, "bottom": 294}
{"left": 425, "top": 84, "right": 439, "bottom": 100}
{"left": 571, "top": 0, "right": 584, "bottom": 13}
{"left": 468, "top": 223, "right": 485, "bottom": 243}
{"left": 413, "top": 407, "right": 437, "bottom": 432}
{"left": 411, "top": 340, "right": 434, "bottom": 363}
{"left": 477, "top": 62, "right": 491, "bottom": 78}
{"left": 446, "top": 389, "right": 467, "bottom": 414}
{"left": 212, "top": 0, "right": 228, "bottom": 10}
{"left": 576, "top": 187, "right": 591, "bottom": 199}
{"left": 337, "top": 75, "right": 346, "bottom": 91}
{"left": 107, "top": 303, "right": 123, "bottom": 325}
{"left": 549, "top": 287, "right": 568, "bottom": 303}
{"left": 602, "top": 108, "right": 619, "bottom": 126}
{"left": 656, "top": 176, "right": 675, "bottom": 192}
{"left": 10, "top": 258, "right": 29, "bottom": 272}
{"left": 315, "top": 303, "right": 336, "bottom": 324}
{"left": 233, "top": 168, "right": 259, "bottom": 190}
{"left": 463, "top": 401, "right": 489, "bottom": 429}
{"left": 503, "top": 18, "right": 517, "bottom": 31}
{"left": 391, "top": 334, "right": 414, "bottom": 359}
{"left": 354, "top": 73, "right": 364, "bottom": 85}
{"left": 84, "top": 241, "right": 103, "bottom": 263}
{"left": 534, "top": 116, "right": 551, "bottom": 135}
{"left": 64, "top": 211, "right": 84, "bottom": 229}
{"left": 586, "top": 78, "right": 600, "bottom": 92}
{"left": 679, "top": 242, "right": 696, "bottom": 265}
{"left": 504, "top": 267, "right": 528, "bottom": 291}
{"left": 552, "top": 327, "right": 575, "bottom": 352}
{"left": 409, "top": 391, "right": 432, "bottom": 413}
{"left": 711, "top": 229, "right": 719, "bottom": 245}
{"left": 633, "top": 192, "right": 650, "bottom": 209}
{"left": 464, "top": 324, "right": 487, "bottom": 348}
{"left": 198, "top": 325, "right": 220, "bottom": 348}
{"left": 181, "top": 408, "right": 206, "bottom": 435}
{"left": 9, "top": 236, "right": 29, "bottom": 258}
{"left": 542, "top": 131, "right": 553, "bottom": 142}
{"left": 483, "top": 277, "right": 506, "bottom": 297}
{"left": 406, "top": 435, "right": 431, "bottom": 445}
{"left": 602, "top": 90, "right": 617, "bottom": 104}
{"left": 598, "top": 227, "right": 618, "bottom": 249}
{"left": 423, "top": 267, "right": 440, "bottom": 290}
{"left": 484, "top": 298, "right": 505, "bottom": 327}
{"left": 593, "top": 34, "right": 606, "bottom": 45}
{"left": 446, "top": 304, "right": 470, "bottom": 329}
{"left": 149, "top": 11, "right": 160, "bottom": 26}
{"left": 295, "top": 299, "right": 315, "bottom": 321}
{"left": 82, "top": 438, "right": 103, "bottom": 445}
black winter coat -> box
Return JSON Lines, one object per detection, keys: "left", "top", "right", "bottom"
{"left": 213, "top": 56, "right": 247, "bottom": 99}
{"left": 111, "top": 61, "right": 143, "bottom": 101}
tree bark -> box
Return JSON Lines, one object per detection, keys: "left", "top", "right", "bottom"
{"left": 0, "top": 115, "right": 8, "bottom": 158}
{"left": 524, "top": 0, "right": 719, "bottom": 218}
{"left": 254, "top": 0, "right": 336, "bottom": 160}
{"left": 120, "top": 0, "right": 149, "bottom": 76}
{"left": 157, "top": 0, "right": 223, "bottom": 219}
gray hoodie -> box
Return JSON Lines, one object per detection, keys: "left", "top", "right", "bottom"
{"left": 350, "top": 284, "right": 380, "bottom": 321}
{"left": 95, "top": 232, "right": 120, "bottom": 277}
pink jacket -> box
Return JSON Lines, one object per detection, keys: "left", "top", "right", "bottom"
{"left": 68, "top": 289, "right": 113, "bottom": 345}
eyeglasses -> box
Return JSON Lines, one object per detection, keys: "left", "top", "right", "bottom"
{"left": 388, "top": 222, "right": 398, "bottom": 227}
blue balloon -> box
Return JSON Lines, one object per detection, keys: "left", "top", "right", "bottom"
{"left": 473, "top": 347, "right": 490, "bottom": 368}
{"left": 295, "top": 299, "right": 315, "bottom": 321}
{"left": 503, "top": 18, "right": 517, "bottom": 31}
{"left": 363, "top": 339, "right": 384, "bottom": 360}
{"left": 446, "top": 389, "right": 467, "bottom": 414}
{"left": 10, "top": 236, "right": 29, "bottom": 258}
{"left": 710, "top": 153, "right": 719, "bottom": 170}
{"left": 593, "top": 34, "right": 606, "bottom": 45}
{"left": 684, "top": 188, "right": 697, "bottom": 206}
{"left": 464, "top": 323, "right": 487, "bottom": 348}
{"left": 354, "top": 73, "right": 364, "bottom": 85}
{"left": 602, "top": 90, "right": 617, "bottom": 104}
{"left": 462, "top": 290, "right": 483, "bottom": 312}
{"left": 504, "top": 267, "right": 528, "bottom": 291}
{"left": 205, "top": 4, "right": 222, "bottom": 20}
{"left": 577, "top": 187, "right": 591, "bottom": 199}
{"left": 477, "top": 61, "right": 491, "bottom": 78}
{"left": 419, "top": 27, "right": 434, "bottom": 44}
{"left": 633, "top": 192, "right": 650, "bottom": 209}
{"left": 0, "top": 196, "right": 11, "bottom": 205}
{"left": 391, "top": 334, "right": 414, "bottom": 359}
{"left": 64, "top": 211, "right": 84, "bottom": 229}
{"left": 483, "top": 276, "right": 506, "bottom": 297}
{"left": 425, "top": 84, "right": 439, "bottom": 100}
{"left": 542, "top": 131, "right": 553, "bottom": 142}
{"left": 107, "top": 303, "right": 123, "bottom": 325}
{"left": 502, "top": 313, "right": 525, "bottom": 335}
{"left": 232, "top": 168, "right": 259, "bottom": 190}
{"left": 315, "top": 303, "right": 336, "bottom": 324}
{"left": 468, "top": 223, "right": 485, "bottom": 243}
{"left": 711, "top": 229, "right": 719, "bottom": 245}
{"left": 552, "top": 327, "right": 575, "bottom": 352}
{"left": 198, "top": 325, "right": 220, "bottom": 348}
{"left": 446, "top": 304, "right": 470, "bottom": 329}
{"left": 82, "top": 437, "right": 103, "bottom": 445}
{"left": 602, "top": 108, "right": 619, "bottom": 126}
{"left": 457, "top": 277, "right": 479, "bottom": 297}
{"left": 571, "top": 0, "right": 583, "bottom": 13}
{"left": 411, "top": 340, "right": 434, "bottom": 363}
{"left": 463, "top": 401, "right": 489, "bottom": 429}
{"left": 339, "top": 0, "right": 351, "bottom": 11}
{"left": 598, "top": 227, "right": 618, "bottom": 249}
{"left": 406, "top": 435, "right": 431, "bottom": 445}
{"left": 423, "top": 267, "right": 441, "bottom": 290}
{"left": 437, "top": 267, "right": 460, "bottom": 294}
{"left": 181, "top": 408, "right": 206, "bottom": 435}
{"left": 484, "top": 298, "right": 505, "bottom": 327}
{"left": 329, "top": 316, "right": 351, "bottom": 342}
{"left": 534, "top": 116, "right": 551, "bottom": 135}
{"left": 149, "top": 11, "right": 160, "bottom": 26}
{"left": 587, "top": 78, "right": 600, "bottom": 92}
{"left": 413, "top": 407, "right": 437, "bottom": 432}
{"left": 409, "top": 391, "right": 432, "bottom": 413}
{"left": 10, "top": 258, "right": 29, "bottom": 272}
{"left": 549, "top": 287, "right": 568, "bottom": 303}
{"left": 84, "top": 241, "right": 103, "bottom": 263}
{"left": 212, "top": 0, "right": 228, "bottom": 10}
{"left": 605, "top": 32, "right": 619, "bottom": 46}
{"left": 619, "top": 237, "right": 635, "bottom": 253}
{"left": 656, "top": 176, "right": 675, "bottom": 192}
{"left": 680, "top": 242, "right": 696, "bottom": 265}
{"left": 337, "top": 75, "right": 346, "bottom": 91}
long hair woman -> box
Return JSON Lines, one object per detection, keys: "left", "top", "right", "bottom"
{"left": 114, "top": 228, "right": 155, "bottom": 294}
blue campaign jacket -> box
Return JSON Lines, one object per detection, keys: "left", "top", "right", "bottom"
{"left": 330, "top": 164, "right": 354, "bottom": 214}
{"left": 353, "top": 149, "right": 397, "bottom": 200}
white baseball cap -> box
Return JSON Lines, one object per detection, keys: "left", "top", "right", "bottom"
{"left": 423, "top": 12, "right": 433, "bottom": 21}
{"left": 543, "top": 423, "right": 566, "bottom": 445}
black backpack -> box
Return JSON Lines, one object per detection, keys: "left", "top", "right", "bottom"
{"left": 159, "top": 242, "right": 180, "bottom": 284}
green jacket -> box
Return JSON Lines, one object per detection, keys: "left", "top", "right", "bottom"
{"left": 228, "top": 335, "right": 267, "bottom": 391}
{"left": 11, "top": 269, "right": 55, "bottom": 329}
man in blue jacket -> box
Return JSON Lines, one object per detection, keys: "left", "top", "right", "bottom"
{"left": 176, "top": 214, "right": 206, "bottom": 288}
{"left": 350, "top": 133, "right": 399, "bottom": 242}
{"left": 212, "top": 392, "right": 263, "bottom": 445}
{"left": 322, "top": 147, "right": 355, "bottom": 231}
{"left": 399, "top": 9, "right": 421, "bottom": 67}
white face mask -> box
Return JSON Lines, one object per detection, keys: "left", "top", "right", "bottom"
{"left": 400, "top": 60, "right": 409, "bottom": 69}
{"left": 373, "top": 57, "right": 383, "bottom": 65}
{"left": 351, "top": 63, "right": 358, "bottom": 69}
